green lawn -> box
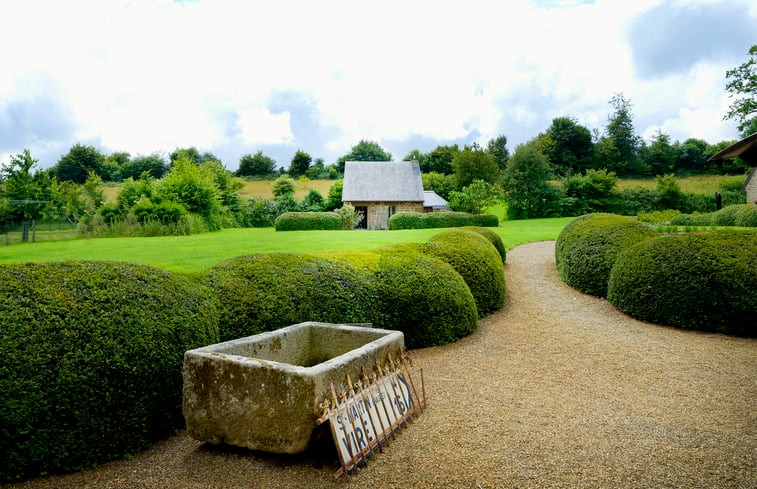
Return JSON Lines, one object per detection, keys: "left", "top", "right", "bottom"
{"left": 0, "top": 217, "right": 574, "bottom": 274}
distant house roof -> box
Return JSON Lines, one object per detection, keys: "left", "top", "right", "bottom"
{"left": 423, "top": 190, "right": 449, "bottom": 209}
{"left": 342, "top": 161, "right": 424, "bottom": 202}
{"left": 708, "top": 132, "right": 757, "bottom": 166}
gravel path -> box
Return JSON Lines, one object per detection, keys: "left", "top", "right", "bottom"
{"left": 6, "top": 241, "right": 756, "bottom": 488}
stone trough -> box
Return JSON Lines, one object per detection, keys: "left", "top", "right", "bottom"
{"left": 182, "top": 322, "right": 405, "bottom": 454}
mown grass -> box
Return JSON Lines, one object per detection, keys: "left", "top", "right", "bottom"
{"left": 0, "top": 217, "right": 574, "bottom": 274}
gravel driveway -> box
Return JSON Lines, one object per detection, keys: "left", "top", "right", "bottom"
{"left": 6, "top": 241, "right": 756, "bottom": 488}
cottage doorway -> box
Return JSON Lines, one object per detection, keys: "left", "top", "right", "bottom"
{"left": 355, "top": 206, "right": 367, "bottom": 229}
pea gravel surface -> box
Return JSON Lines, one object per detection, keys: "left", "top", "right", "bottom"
{"left": 6, "top": 241, "right": 756, "bottom": 489}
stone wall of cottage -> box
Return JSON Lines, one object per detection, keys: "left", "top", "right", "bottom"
{"left": 345, "top": 201, "right": 423, "bottom": 230}
{"left": 745, "top": 169, "right": 757, "bottom": 204}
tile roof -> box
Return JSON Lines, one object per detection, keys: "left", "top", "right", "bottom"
{"left": 342, "top": 161, "right": 424, "bottom": 202}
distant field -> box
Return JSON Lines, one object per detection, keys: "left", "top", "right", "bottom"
{"left": 615, "top": 174, "right": 745, "bottom": 195}
{"left": 241, "top": 179, "right": 336, "bottom": 199}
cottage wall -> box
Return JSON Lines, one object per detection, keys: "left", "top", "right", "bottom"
{"left": 745, "top": 168, "right": 757, "bottom": 204}
{"left": 345, "top": 201, "right": 423, "bottom": 230}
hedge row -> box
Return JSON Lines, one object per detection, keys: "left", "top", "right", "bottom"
{"left": 206, "top": 227, "right": 503, "bottom": 347}
{"left": 1, "top": 227, "right": 503, "bottom": 481}
{"left": 555, "top": 213, "right": 657, "bottom": 297}
{"left": 671, "top": 204, "right": 757, "bottom": 227}
{"left": 0, "top": 262, "right": 219, "bottom": 482}
{"left": 388, "top": 211, "right": 499, "bottom": 229}
{"left": 274, "top": 211, "right": 341, "bottom": 231}
{"left": 607, "top": 230, "right": 757, "bottom": 336}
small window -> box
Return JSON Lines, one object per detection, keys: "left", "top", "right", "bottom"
{"left": 389, "top": 206, "right": 396, "bottom": 217}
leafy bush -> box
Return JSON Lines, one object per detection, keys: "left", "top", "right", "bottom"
{"left": 274, "top": 212, "right": 341, "bottom": 231}
{"left": 734, "top": 205, "right": 757, "bottom": 227}
{"left": 0, "top": 262, "right": 219, "bottom": 481}
{"left": 388, "top": 211, "right": 498, "bottom": 229}
{"left": 334, "top": 204, "right": 364, "bottom": 230}
{"left": 206, "top": 254, "right": 376, "bottom": 341}
{"left": 373, "top": 253, "right": 477, "bottom": 348}
{"left": 555, "top": 213, "right": 657, "bottom": 297}
{"left": 426, "top": 229, "right": 506, "bottom": 316}
{"left": 607, "top": 230, "right": 757, "bottom": 336}
{"left": 605, "top": 188, "right": 661, "bottom": 215}
{"left": 462, "top": 226, "right": 506, "bottom": 263}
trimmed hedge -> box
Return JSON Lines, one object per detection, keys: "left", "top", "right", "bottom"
{"left": 0, "top": 262, "right": 219, "bottom": 482}
{"left": 206, "top": 253, "right": 376, "bottom": 341}
{"left": 274, "top": 211, "right": 341, "bottom": 231}
{"left": 373, "top": 253, "right": 478, "bottom": 348}
{"left": 388, "top": 211, "right": 499, "bottom": 230}
{"left": 555, "top": 213, "right": 657, "bottom": 297}
{"left": 462, "top": 226, "right": 506, "bottom": 263}
{"left": 671, "top": 204, "right": 757, "bottom": 227}
{"left": 426, "top": 229, "right": 506, "bottom": 316}
{"left": 607, "top": 231, "right": 757, "bottom": 336}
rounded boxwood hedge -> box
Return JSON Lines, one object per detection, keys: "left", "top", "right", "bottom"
{"left": 607, "top": 230, "right": 757, "bottom": 336}
{"left": 426, "top": 228, "right": 505, "bottom": 316}
{"left": 206, "top": 253, "right": 376, "bottom": 341}
{"left": 0, "top": 261, "right": 219, "bottom": 482}
{"left": 462, "top": 226, "right": 506, "bottom": 263}
{"left": 373, "top": 253, "right": 478, "bottom": 348}
{"left": 555, "top": 213, "right": 657, "bottom": 297}
{"left": 274, "top": 211, "right": 341, "bottom": 231}
{"left": 388, "top": 211, "right": 499, "bottom": 230}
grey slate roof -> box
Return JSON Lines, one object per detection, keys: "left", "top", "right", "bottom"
{"left": 423, "top": 190, "right": 449, "bottom": 208}
{"left": 342, "top": 161, "right": 424, "bottom": 202}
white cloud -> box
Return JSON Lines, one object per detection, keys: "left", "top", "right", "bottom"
{"left": 0, "top": 0, "right": 752, "bottom": 168}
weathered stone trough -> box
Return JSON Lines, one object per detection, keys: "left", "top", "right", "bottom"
{"left": 182, "top": 322, "right": 405, "bottom": 454}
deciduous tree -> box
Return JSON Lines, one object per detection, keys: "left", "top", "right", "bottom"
{"left": 288, "top": 150, "right": 312, "bottom": 178}
{"left": 452, "top": 143, "right": 499, "bottom": 187}
{"left": 237, "top": 151, "right": 276, "bottom": 177}
{"left": 724, "top": 45, "right": 757, "bottom": 137}
{"left": 51, "top": 144, "right": 106, "bottom": 184}
{"left": 336, "top": 140, "right": 392, "bottom": 173}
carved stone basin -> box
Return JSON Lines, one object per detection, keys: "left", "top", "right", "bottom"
{"left": 182, "top": 322, "right": 404, "bottom": 454}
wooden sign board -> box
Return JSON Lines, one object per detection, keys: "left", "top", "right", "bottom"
{"left": 317, "top": 357, "right": 426, "bottom": 476}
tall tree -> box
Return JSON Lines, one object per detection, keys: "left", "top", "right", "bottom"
{"left": 675, "top": 138, "right": 709, "bottom": 173}
{"left": 724, "top": 45, "right": 757, "bottom": 137}
{"left": 485, "top": 135, "right": 510, "bottom": 171}
{"left": 597, "top": 94, "right": 645, "bottom": 176}
{"left": 0, "top": 150, "right": 51, "bottom": 239}
{"left": 237, "top": 151, "right": 276, "bottom": 177}
{"left": 452, "top": 143, "right": 499, "bottom": 187}
{"left": 502, "top": 141, "right": 557, "bottom": 219}
{"left": 541, "top": 117, "right": 593, "bottom": 176}
{"left": 336, "top": 140, "right": 392, "bottom": 173}
{"left": 51, "top": 144, "right": 106, "bottom": 184}
{"left": 288, "top": 150, "right": 312, "bottom": 178}
{"left": 422, "top": 144, "right": 459, "bottom": 174}
{"left": 170, "top": 147, "right": 220, "bottom": 166}
{"left": 123, "top": 154, "right": 168, "bottom": 180}
{"left": 638, "top": 131, "right": 677, "bottom": 175}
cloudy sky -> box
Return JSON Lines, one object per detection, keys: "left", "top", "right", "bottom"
{"left": 0, "top": 0, "right": 754, "bottom": 171}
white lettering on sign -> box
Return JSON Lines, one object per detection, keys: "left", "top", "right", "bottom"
{"left": 328, "top": 371, "right": 415, "bottom": 473}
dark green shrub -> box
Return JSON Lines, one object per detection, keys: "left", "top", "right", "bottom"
{"left": 606, "top": 188, "right": 660, "bottom": 215}
{"left": 555, "top": 213, "right": 657, "bottom": 297}
{"left": 206, "top": 254, "right": 376, "bottom": 341}
{"left": 607, "top": 231, "right": 757, "bottom": 336}
{"left": 712, "top": 204, "right": 743, "bottom": 226}
{"left": 426, "top": 229, "right": 505, "bottom": 316}
{"left": 373, "top": 253, "right": 477, "bottom": 348}
{"left": 97, "top": 202, "right": 121, "bottom": 223}
{"left": 153, "top": 201, "right": 188, "bottom": 223}
{"left": 388, "top": 211, "right": 498, "bottom": 230}
{"left": 274, "top": 212, "right": 341, "bottom": 231}
{"left": 462, "top": 226, "right": 506, "bottom": 263}
{"left": 0, "top": 262, "right": 219, "bottom": 481}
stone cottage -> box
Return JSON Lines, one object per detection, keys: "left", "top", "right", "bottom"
{"left": 342, "top": 161, "right": 424, "bottom": 229}
{"left": 709, "top": 132, "right": 757, "bottom": 204}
